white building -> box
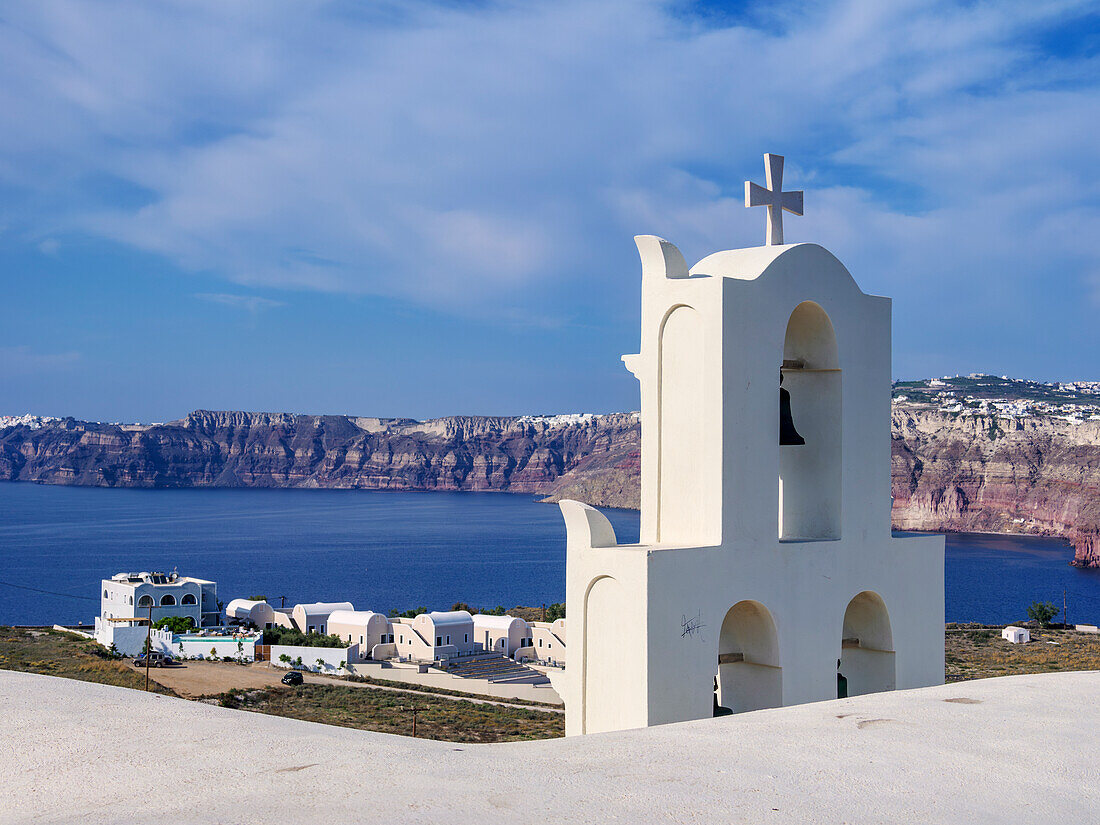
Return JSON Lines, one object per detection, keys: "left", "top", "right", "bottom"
{"left": 225, "top": 599, "right": 294, "bottom": 630}
{"left": 327, "top": 610, "right": 393, "bottom": 659}
{"left": 391, "top": 610, "right": 477, "bottom": 662}
{"left": 473, "top": 614, "right": 531, "bottom": 657}
{"left": 560, "top": 155, "right": 944, "bottom": 735}
{"left": 1002, "top": 626, "right": 1030, "bottom": 644}
{"left": 290, "top": 602, "right": 354, "bottom": 635}
{"left": 525, "top": 619, "right": 566, "bottom": 665}
{"left": 100, "top": 571, "right": 219, "bottom": 628}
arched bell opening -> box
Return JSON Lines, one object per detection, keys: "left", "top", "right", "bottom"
{"left": 778, "top": 301, "right": 842, "bottom": 540}
{"left": 838, "top": 591, "right": 895, "bottom": 698}
{"left": 715, "top": 600, "right": 782, "bottom": 715}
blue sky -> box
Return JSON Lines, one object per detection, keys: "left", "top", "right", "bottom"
{"left": 2, "top": 0, "right": 1099, "bottom": 422}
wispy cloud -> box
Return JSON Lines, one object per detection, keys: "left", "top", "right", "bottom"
{"left": 1, "top": 0, "right": 1098, "bottom": 340}
{"left": 194, "top": 293, "right": 285, "bottom": 313}
{"left": 0, "top": 345, "right": 81, "bottom": 376}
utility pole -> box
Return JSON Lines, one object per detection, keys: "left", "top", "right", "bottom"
{"left": 144, "top": 603, "right": 154, "bottom": 692}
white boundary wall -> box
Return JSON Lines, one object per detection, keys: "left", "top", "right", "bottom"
{"left": 176, "top": 636, "right": 259, "bottom": 661}
{"left": 270, "top": 644, "right": 357, "bottom": 673}
{"left": 93, "top": 619, "right": 174, "bottom": 657}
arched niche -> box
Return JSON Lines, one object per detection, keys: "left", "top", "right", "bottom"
{"left": 657, "top": 304, "right": 709, "bottom": 544}
{"left": 838, "top": 591, "right": 895, "bottom": 697}
{"left": 779, "top": 301, "right": 842, "bottom": 540}
{"left": 715, "top": 600, "right": 782, "bottom": 714}
{"left": 582, "top": 576, "right": 630, "bottom": 734}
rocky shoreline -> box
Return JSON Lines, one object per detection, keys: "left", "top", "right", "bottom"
{"left": 2, "top": 405, "right": 1097, "bottom": 566}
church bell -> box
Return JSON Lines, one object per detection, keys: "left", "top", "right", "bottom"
{"left": 779, "top": 373, "right": 805, "bottom": 446}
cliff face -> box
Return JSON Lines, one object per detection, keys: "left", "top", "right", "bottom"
{"left": 0, "top": 410, "right": 641, "bottom": 498}
{"left": 890, "top": 408, "right": 1100, "bottom": 567}
{"left": 2, "top": 405, "right": 1097, "bottom": 565}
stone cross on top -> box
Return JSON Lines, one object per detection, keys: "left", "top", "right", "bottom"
{"left": 745, "top": 153, "right": 803, "bottom": 246}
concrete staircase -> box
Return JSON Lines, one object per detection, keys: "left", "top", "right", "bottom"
{"left": 441, "top": 653, "right": 550, "bottom": 685}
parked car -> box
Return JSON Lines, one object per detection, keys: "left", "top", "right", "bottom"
{"left": 281, "top": 671, "right": 304, "bottom": 686}
{"left": 133, "top": 652, "right": 172, "bottom": 668}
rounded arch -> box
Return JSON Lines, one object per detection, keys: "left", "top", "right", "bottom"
{"left": 839, "top": 591, "right": 895, "bottom": 697}
{"left": 656, "top": 303, "right": 712, "bottom": 544}
{"left": 715, "top": 600, "right": 782, "bottom": 714}
{"left": 159, "top": 594, "right": 176, "bottom": 606}
{"left": 103, "top": 589, "right": 108, "bottom": 599}
{"left": 779, "top": 301, "right": 842, "bottom": 540}
{"left": 581, "top": 575, "right": 630, "bottom": 734}
{"left": 181, "top": 593, "right": 197, "bottom": 605}
{"left": 783, "top": 301, "right": 839, "bottom": 369}
{"left": 137, "top": 595, "right": 154, "bottom": 608}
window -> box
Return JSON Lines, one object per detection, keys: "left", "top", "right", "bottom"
{"left": 435, "top": 636, "right": 442, "bottom": 647}
{"left": 103, "top": 589, "right": 108, "bottom": 599}
{"left": 129, "top": 596, "right": 133, "bottom": 605}
{"left": 359, "top": 636, "right": 364, "bottom": 646}
{"left": 138, "top": 595, "right": 154, "bottom": 608}
{"left": 160, "top": 594, "right": 176, "bottom": 606}
{"left": 308, "top": 626, "right": 315, "bottom": 634}
{"left": 181, "top": 594, "right": 197, "bottom": 605}
{"left": 464, "top": 633, "right": 468, "bottom": 643}
{"left": 446, "top": 635, "right": 450, "bottom": 645}
{"left": 265, "top": 622, "right": 273, "bottom": 630}
{"left": 399, "top": 635, "right": 404, "bottom": 644}
{"left": 539, "top": 638, "right": 543, "bottom": 647}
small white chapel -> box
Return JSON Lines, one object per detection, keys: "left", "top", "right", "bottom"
{"left": 559, "top": 154, "right": 945, "bottom": 736}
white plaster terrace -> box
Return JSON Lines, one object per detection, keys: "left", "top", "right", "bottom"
{"left": 2, "top": 669, "right": 1097, "bottom": 824}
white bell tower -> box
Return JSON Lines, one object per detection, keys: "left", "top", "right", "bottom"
{"left": 560, "top": 154, "right": 944, "bottom": 736}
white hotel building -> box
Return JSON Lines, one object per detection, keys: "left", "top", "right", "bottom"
{"left": 100, "top": 571, "right": 219, "bottom": 628}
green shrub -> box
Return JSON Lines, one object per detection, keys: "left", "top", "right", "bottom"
{"left": 1027, "top": 601, "right": 1059, "bottom": 628}
{"left": 262, "top": 626, "right": 346, "bottom": 648}
{"left": 152, "top": 616, "right": 195, "bottom": 634}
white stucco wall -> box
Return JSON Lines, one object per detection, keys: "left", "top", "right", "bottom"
{"left": 94, "top": 619, "right": 174, "bottom": 657}
{"left": 270, "top": 644, "right": 357, "bottom": 672}
{"left": 176, "top": 635, "right": 260, "bottom": 661}
{"left": 563, "top": 238, "right": 944, "bottom": 736}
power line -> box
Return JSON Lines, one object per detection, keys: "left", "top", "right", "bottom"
{"left": 0, "top": 579, "right": 98, "bottom": 602}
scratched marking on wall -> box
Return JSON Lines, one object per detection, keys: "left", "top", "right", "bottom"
{"left": 681, "top": 612, "right": 706, "bottom": 641}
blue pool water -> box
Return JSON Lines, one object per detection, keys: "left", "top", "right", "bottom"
{"left": 1, "top": 482, "right": 1096, "bottom": 626}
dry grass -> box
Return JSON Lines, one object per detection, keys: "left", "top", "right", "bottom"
{"left": 0, "top": 626, "right": 176, "bottom": 695}
{"left": 946, "top": 623, "right": 1100, "bottom": 682}
{"left": 215, "top": 684, "right": 564, "bottom": 743}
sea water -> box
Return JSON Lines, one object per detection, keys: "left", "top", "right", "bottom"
{"left": 1, "top": 482, "right": 1097, "bottom": 626}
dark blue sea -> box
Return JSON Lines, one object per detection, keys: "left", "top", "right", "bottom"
{"left": 1, "top": 482, "right": 1097, "bottom": 626}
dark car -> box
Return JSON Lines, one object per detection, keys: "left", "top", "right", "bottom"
{"left": 281, "top": 671, "right": 304, "bottom": 686}
{"left": 133, "top": 652, "right": 172, "bottom": 668}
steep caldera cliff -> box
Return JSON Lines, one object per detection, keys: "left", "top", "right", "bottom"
{"left": 2, "top": 404, "right": 1097, "bottom": 565}
{"left": 890, "top": 407, "right": 1100, "bottom": 567}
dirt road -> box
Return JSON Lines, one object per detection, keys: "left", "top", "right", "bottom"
{"left": 138, "top": 660, "right": 562, "bottom": 713}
